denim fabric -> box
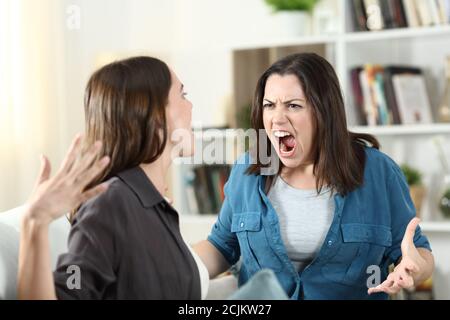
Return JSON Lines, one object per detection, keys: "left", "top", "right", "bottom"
{"left": 207, "top": 147, "right": 431, "bottom": 300}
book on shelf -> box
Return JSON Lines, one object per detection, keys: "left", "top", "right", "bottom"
{"left": 351, "top": 0, "right": 369, "bottom": 31}
{"left": 350, "top": 0, "right": 450, "bottom": 31}
{"left": 392, "top": 73, "right": 433, "bottom": 124}
{"left": 350, "top": 65, "right": 433, "bottom": 126}
{"left": 183, "top": 165, "right": 231, "bottom": 215}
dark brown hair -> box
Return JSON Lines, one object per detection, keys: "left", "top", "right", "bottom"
{"left": 246, "top": 53, "right": 380, "bottom": 196}
{"left": 70, "top": 56, "right": 171, "bottom": 220}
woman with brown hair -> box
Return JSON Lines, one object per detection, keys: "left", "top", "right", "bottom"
{"left": 194, "top": 53, "right": 435, "bottom": 300}
{"left": 17, "top": 56, "right": 207, "bottom": 299}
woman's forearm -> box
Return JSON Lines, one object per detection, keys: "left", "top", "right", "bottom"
{"left": 193, "top": 240, "right": 230, "bottom": 279}
{"left": 18, "top": 210, "right": 57, "bottom": 300}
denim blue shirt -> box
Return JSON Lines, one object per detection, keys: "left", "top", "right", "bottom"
{"left": 207, "top": 147, "right": 431, "bottom": 300}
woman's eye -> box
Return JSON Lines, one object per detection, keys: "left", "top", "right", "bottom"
{"left": 288, "top": 104, "right": 302, "bottom": 109}
{"left": 263, "top": 103, "right": 273, "bottom": 108}
{"left": 182, "top": 92, "right": 188, "bottom": 99}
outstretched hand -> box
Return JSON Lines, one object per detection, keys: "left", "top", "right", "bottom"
{"left": 368, "top": 217, "right": 427, "bottom": 295}
{"left": 25, "top": 134, "right": 110, "bottom": 224}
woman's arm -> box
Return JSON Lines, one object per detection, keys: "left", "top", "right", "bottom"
{"left": 17, "top": 134, "right": 109, "bottom": 300}
{"left": 368, "top": 218, "right": 435, "bottom": 295}
{"left": 18, "top": 215, "right": 56, "bottom": 299}
{"left": 193, "top": 240, "right": 230, "bottom": 279}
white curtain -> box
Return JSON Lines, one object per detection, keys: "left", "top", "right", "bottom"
{"left": 0, "top": 0, "right": 66, "bottom": 211}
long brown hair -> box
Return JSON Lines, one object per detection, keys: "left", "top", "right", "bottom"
{"left": 71, "top": 56, "right": 171, "bottom": 220}
{"left": 246, "top": 53, "right": 380, "bottom": 196}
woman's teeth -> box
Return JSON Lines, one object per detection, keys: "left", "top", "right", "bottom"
{"left": 273, "top": 130, "right": 291, "bottom": 138}
{"left": 273, "top": 130, "right": 296, "bottom": 156}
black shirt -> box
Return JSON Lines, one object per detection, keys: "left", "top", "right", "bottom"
{"left": 53, "top": 166, "right": 201, "bottom": 300}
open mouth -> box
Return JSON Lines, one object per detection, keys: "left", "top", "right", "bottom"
{"left": 273, "top": 130, "right": 297, "bottom": 157}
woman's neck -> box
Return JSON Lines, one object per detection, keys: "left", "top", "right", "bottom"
{"left": 139, "top": 147, "right": 172, "bottom": 197}
{"left": 280, "top": 162, "right": 317, "bottom": 190}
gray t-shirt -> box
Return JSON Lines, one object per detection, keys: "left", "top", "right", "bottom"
{"left": 268, "top": 176, "right": 335, "bottom": 272}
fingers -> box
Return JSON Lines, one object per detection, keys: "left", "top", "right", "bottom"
{"left": 75, "top": 156, "right": 110, "bottom": 190}
{"left": 404, "top": 261, "right": 419, "bottom": 274}
{"left": 402, "top": 217, "right": 421, "bottom": 247}
{"left": 59, "top": 133, "right": 84, "bottom": 174}
{"left": 79, "top": 182, "right": 109, "bottom": 203}
{"left": 36, "top": 155, "right": 51, "bottom": 186}
{"left": 68, "top": 140, "right": 103, "bottom": 180}
{"left": 368, "top": 279, "right": 397, "bottom": 295}
{"left": 368, "top": 267, "right": 415, "bottom": 295}
{"left": 395, "top": 268, "right": 414, "bottom": 288}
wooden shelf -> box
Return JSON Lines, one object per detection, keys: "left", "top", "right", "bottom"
{"left": 349, "top": 124, "right": 450, "bottom": 136}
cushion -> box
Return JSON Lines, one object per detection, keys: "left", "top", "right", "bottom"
{"left": 0, "top": 206, "right": 71, "bottom": 299}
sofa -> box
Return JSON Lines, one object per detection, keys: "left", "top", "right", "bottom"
{"left": 0, "top": 206, "right": 237, "bottom": 300}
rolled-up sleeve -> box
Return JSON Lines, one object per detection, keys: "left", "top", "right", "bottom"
{"left": 207, "top": 180, "right": 240, "bottom": 266}
{"left": 384, "top": 165, "right": 432, "bottom": 265}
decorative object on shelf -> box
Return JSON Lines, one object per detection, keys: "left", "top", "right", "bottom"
{"left": 401, "top": 164, "right": 425, "bottom": 217}
{"left": 264, "top": 0, "right": 318, "bottom": 37}
{"left": 363, "top": 0, "right": 384, "bottom": 31}
{"left": 433, "top": 136, "right": 450, "bottom": 219}
{"left": 439, "top": 176, "right": 450, "bottom": 218}
{"left": 438, "top": 56, "right": 450, "bottom": 123}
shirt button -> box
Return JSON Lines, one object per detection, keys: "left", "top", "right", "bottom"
{"left": 240, "top": 222, "right": 244, "bottom": 228}
{"left": 327, "top": 240, "right": 333, "bottom": 246}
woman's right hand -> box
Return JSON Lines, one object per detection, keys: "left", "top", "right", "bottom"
{"left": 24, "top": 134, "right": 110, "bottom": 225}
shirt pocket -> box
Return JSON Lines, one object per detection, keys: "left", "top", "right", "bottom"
{"left": 231, "top": 212, "right": 283, "bottom": 273}
{"left": 321, "top": 223, "right": 392, "bottom": 287}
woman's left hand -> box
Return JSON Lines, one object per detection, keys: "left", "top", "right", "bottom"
{"left": 368, "top": 217, "right": 427, "bottom": 295}
{"left": 24, "top": 134, "right": 110, "bottom": 225}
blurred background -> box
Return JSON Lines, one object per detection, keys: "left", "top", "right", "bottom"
{"left": 1, "top": 0, "right": 450, "bottom": 299}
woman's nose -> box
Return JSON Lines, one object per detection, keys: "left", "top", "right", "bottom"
{"left": 272, "top": 105, "right": 288, "bottom": 124}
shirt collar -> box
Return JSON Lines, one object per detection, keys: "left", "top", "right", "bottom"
{"left": 116, "top": 166, "right": 164, "bottom": 208}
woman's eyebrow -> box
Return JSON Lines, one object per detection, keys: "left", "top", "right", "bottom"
{"left": 283, "top": 98, "right": 305, "bottom": 103}
{"left": 180, "top": 84, "right": 184, "bottom": 92}
{"left": 263, "top": 98, "right": 305, "bottom": 103}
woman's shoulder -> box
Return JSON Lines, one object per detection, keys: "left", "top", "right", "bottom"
{"left": 223, "top": 152, "right": 261, "bottom": 196}
{"left": 74, "top": 175, "right": 135, "bottom": 223}
{"left": 363, "top": 146, "right": 402, "bottom": 180}
{"left": 228, "top": 152, "right": 258, "bottom": 180}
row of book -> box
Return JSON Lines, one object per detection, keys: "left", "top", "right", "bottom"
{"left": 350, "top": 65, "right": 433, "bottom": 126}
{"left": 183, "top": 165, "right": 231, "bottom": 215}
{"left": 351, "top": 0, "right": 450, "bottom": 32}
